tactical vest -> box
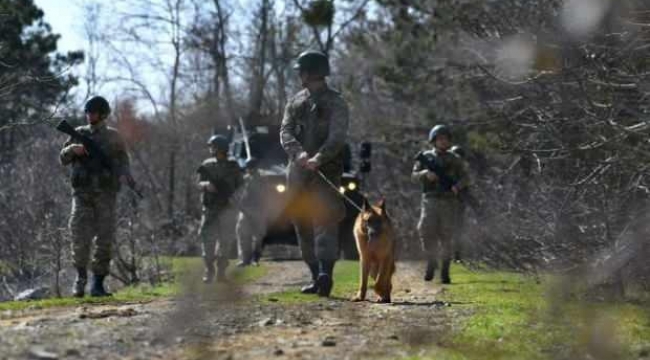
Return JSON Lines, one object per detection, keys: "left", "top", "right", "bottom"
{"left": 198, "top": 158, "right": 241, "bottom": 208}
{"left": 419, "top": 151, "right": 458, "bottom": 196}
{"left": 69, "top": 126, "right": 121, "bottom": 192}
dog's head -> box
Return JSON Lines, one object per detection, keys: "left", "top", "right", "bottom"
{"left": 360, "top": 198, "right": 389, "bottom": 242}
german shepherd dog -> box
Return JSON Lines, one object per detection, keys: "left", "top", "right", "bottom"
{"left": 351, "top": 199, "right": 396, "bottom": 303}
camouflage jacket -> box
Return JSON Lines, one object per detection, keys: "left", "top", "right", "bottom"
{"left": 412, "top": 148, "right": 470, "bottom": 196}
{"left": 196, "top": 157, "right": 243, "bottom": 209}
{"left": 280, "top": 85, "right": 349, "bottom": 175}
{"left": 60, "top": 122, "right": 130, "bottom": 193}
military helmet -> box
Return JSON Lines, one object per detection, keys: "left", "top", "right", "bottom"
{"left": 207, "top": 134, "right": 230, "bottom": 152}
{"left": 429, "top": 124, "right": 452, "bottom": 142}
{"left": 244, "top": 157, "right": 260, "bottom": 170}
{"left": 293, "top": 50, "right": 330, "bottom": 77}
{"left": 84, "top": 96, "right": 111, "bottom": 117}
{"left": 450, "top": 145, "right": 465, "bottom": 158}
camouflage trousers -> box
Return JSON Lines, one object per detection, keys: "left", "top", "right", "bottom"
{"left": 287, "top": 165, "right": 345, "bottom": 263}
{"left": 69, "top": 191, "right": 117, "bottom": 276}
{"left": 199, "top": 207, "right": 237, "bottom": 267}
{"left": 417, "top": 195, "right": 461, "bottom": 262}
{"left": 236, "top": 212, "right": 265, "bottom": 263}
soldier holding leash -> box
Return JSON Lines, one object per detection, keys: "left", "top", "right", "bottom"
{"left": 280, "top": 50, "right": 350, "bottom": 297}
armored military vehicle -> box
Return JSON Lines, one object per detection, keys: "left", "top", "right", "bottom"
{"left": 229, "top": 122, "right": 371, "bottom": 260}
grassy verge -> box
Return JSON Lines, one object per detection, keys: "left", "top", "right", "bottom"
{"left": 434, "top": 265, "right": 650, "bottom": 360}
{"left": 263, "top": 261, "right": 650, "bottom": 360}
{"left": 0, "top": 258, "right": 267, "bottom": 313}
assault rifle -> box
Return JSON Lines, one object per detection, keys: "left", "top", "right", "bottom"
{"left": 414, "top": 151, "right": 482, "bottom": 215}
{"left": 415, "top": 151, "right": 458, "bottom": 192}
{"left": 56, "top": 119, "right": 144, "bottom": 199}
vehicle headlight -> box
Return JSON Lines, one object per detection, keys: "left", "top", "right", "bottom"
{"left": 339, "top": 186, "right": 346, "bottom": 194}
{"left": 276, "top": 184, "right": 286, "bottom": 193}
{"left": 347, "top": 182, "right": 357, "bottom": 191}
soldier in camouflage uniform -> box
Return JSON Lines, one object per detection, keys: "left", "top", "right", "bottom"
{"left": 196, "top": 134, "right": 243, "bottom": 283}
{"left": 236, "top": 157, "right": 266, "bottom": 267}
{"left": 280, "top": 50, "right": 349, "bottom": 297}
{"left": 412, "top": 125, "right": 469, "bottom": 284}
{"left": 60, "top": 96, "right": 131, "bottom": 297}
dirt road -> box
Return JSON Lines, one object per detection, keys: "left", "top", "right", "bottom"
{"left": 0, "top": 261, "right": 455, "bottom": 360}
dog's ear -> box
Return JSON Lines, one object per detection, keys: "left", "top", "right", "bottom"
{"left": 362, "top": 198, "right": 371, "bottom": 212}
{"left": 377, "top": 198, "right": 386, "bottom": 214}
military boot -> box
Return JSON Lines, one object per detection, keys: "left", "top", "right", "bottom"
{"left": 441, "top": 259, "right": 452, "bottom": 284}
{"left": 72, "top": 267, "right": 87, "bottom": 298}
{"left": 316, "top": 260, "right": 335, "bottom": 298}
{"left": 202, "top": 259, "right": 215, "bottom": 284}
{"left": 300, "top": 262, "right": 320, "bottom": 294}
{"left": 424, "top": 260, "right": 437, "bottom": 282}
{"left": 236, "top": 259, "right": 251, "bottom": 268}
{"left": 90, "top": 274, "right": 112, "bottom": 297}
{"left": 216, "top": 260, "right": 228, "bottom": 283}
{"left": 251, "top": 250, "right": 261, "bottom": 266}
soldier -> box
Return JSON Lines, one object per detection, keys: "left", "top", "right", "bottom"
{"left": 280, "top": 50, "right": 349, "bottom": 297}
{"left": 236, "top": 157, "right": 266, "bottom": 267}
{"left": 411, "top": 125, "right": 469, "bottom": 284}
{"left": 60, "top": 96, "right": 131, "bottom": 297}
{"left": 196, "top": 134, "right": 243, "bottom": 283}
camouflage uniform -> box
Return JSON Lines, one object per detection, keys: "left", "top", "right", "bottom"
{"left": 280, "top": 85, "right": 349, "bottom": 281}
{"left": 236, "top": 170, "right": 267, "bottom": 264}
{"left": 412, "top": 149, "right": 469, "bottom": 269}
{"left": 196, "top": 157, "right": 243, "bottom": 277}
{"left": 60, "top": 122, "right": 130, "bottom": 277}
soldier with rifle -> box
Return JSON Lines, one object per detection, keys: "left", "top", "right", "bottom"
{"left": 411, "top": 124, "right": 470, "bottom": 284}
{"left": 59, "top": 96, "right": 135, "bottom": 297}
{"left": 196, "top": 134, "right": 243, "bottom": 283}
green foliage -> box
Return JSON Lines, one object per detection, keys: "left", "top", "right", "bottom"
{"left": 0, "top": 0, "right": 83, "bottom": 130}
{"left": 466, "top": 130, "right": 502, "bottom": 153}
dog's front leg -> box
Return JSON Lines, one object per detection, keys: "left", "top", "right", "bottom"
{"left": 351, "top": 259, "right": 369, "bottom": 302}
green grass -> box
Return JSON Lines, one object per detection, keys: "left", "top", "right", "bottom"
{"left": 262, "top": 261, "right": 650, "bottom": 360}
{"left": 0, "top": 258, "right": 267, "bottom": 312}
{"left": 429, "top": 265, "right": 650, "bottom": 360}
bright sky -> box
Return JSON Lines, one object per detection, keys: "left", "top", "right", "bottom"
{"left": 33, "top": 0, "right": 257, "bottom": 113}
{"left": 34, "top": 0, "right": 85, "bottom": 54}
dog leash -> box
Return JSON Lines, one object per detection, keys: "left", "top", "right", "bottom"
{"left": 316, "top": 170, "right": 364, "bottom": 212}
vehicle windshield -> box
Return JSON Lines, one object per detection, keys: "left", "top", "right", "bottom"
{"left": 249, "top": 132, "right": 287, "bottom": 168}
